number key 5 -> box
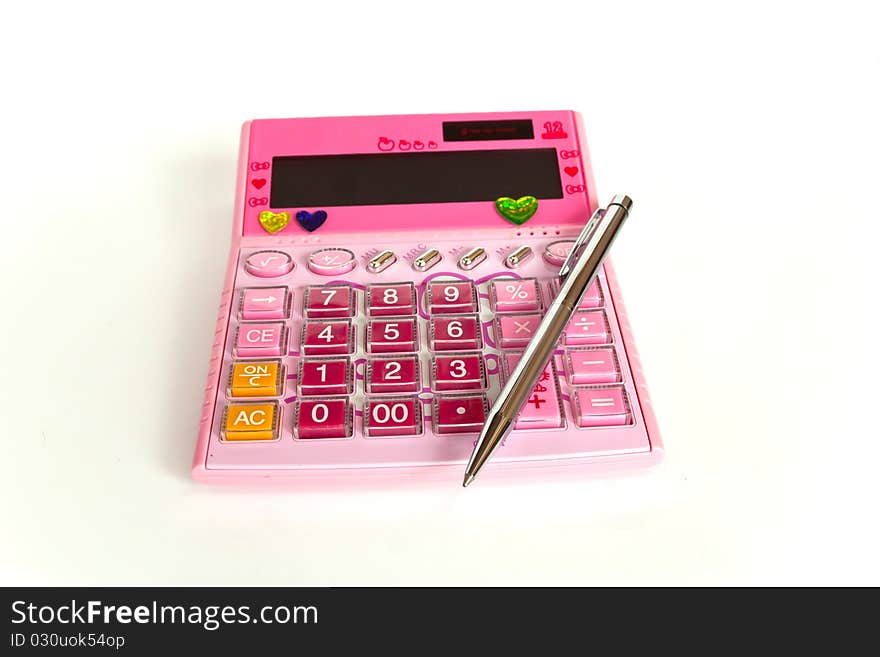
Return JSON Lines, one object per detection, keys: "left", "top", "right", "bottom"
{"left": 366, "top": 317, "right": 419, "bottom": 353}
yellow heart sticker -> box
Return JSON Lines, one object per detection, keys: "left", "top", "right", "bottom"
{"left": 258, "top": 211, "right": 290, "bottom": 234}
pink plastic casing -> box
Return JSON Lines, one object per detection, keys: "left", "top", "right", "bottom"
{"left": 193, "top": 111, "right": 663, "bottom": 486}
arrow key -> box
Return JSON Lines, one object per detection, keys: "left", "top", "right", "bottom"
{"left": 240, "top": 287, "right": 290, "bottom": 320}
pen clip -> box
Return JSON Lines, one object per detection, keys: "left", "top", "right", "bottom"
{"left": 558, "top": 207, "right": 604, "bottom": 281}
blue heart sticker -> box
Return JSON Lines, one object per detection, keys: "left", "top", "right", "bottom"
{"left": 295, "top": 210, "right": 327, "bottom": 232}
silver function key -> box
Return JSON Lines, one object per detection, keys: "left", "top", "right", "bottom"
{"left": 505, "top": 245, "right": 533, "bottom": 269}
{"left": 368, "top": 249, "right": 397, "bottom": 273}
{"left": 458, "top": 247, "right": 487, "bottom": 271}
{"left": 413, "top": 248, "right": 441, "bottom": 272}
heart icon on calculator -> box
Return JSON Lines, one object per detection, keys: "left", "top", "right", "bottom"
{"left": 495, "top": 196, "right": 539, "bottom": 225}
{"left": 258, "top": 211, "right": 290, "bottom": 233}
{"left": 295, "top": 210, "right": 328, "bottom": 232}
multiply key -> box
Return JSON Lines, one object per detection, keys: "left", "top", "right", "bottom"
{"left": 495, "top": 313, "right": 543, "bottom": 349}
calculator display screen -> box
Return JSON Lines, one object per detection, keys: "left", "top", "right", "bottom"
{"left": 269, "top": 148, "right": 563, "bottom": 208}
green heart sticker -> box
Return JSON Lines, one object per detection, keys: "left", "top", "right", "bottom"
{"left": 495, "top": 196, "right": 538, "bottom": 225}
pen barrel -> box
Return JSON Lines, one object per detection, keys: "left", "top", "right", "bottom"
{"left": 466, "top": 195, "right": 632, "bottom": 481}
{"left": 556, "top": 196, "right": 632, "bottom": 310}
{"left": 495, "top": 196, "right": 632, "bottom": 420}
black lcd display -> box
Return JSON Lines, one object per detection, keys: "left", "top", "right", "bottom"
{"left": 442, "top": 119, "right": 534, "bottom": 141}
{"left": 270, "top": 148, "right": 562, "bottom": 208}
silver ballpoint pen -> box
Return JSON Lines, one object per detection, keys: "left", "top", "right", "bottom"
{"left": 463, "top": 194, "right": 634, "bottom": 487}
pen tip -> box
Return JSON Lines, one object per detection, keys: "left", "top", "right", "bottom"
{"left": 462, "top": 474, "right": 476, "bottom": 488}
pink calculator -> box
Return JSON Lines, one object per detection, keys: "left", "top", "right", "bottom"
{"left": 192, "top": 111, "right": 663, "bottom": 485}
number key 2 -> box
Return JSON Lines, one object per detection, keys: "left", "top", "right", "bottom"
{"left": 429, "top": 314, "right": 482, "bottom": 351}
{"left": 304, "top": 284, "right": 355, "bottom": 318}
{"left": 298, "top": 357, "right": 353, "bottom": 396}
{"left": 366, "top": 317, "right": 419, "bottom": 353}
{"left": 367, "top": 282, "right": 416, "bottom": 316}
{"left": 366, "top": 356, "right": 421, "bottom": 393}
{"left": 363, "top": 397, "right": 422, "bottom": 437}
{"left": 426, "top": 280, "right": 477, "bottom": 314}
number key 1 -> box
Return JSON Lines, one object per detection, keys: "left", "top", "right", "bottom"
{"left": 298, "top": 357, "right": 353, "bottom": 396}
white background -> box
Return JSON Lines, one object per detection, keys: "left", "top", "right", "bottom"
{"left": 2, "top": 1, "right": 878, "bottom": 585}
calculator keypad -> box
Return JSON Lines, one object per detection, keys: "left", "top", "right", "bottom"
{"left": 209, "top": 244, "right": 649, "bottom": 472}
